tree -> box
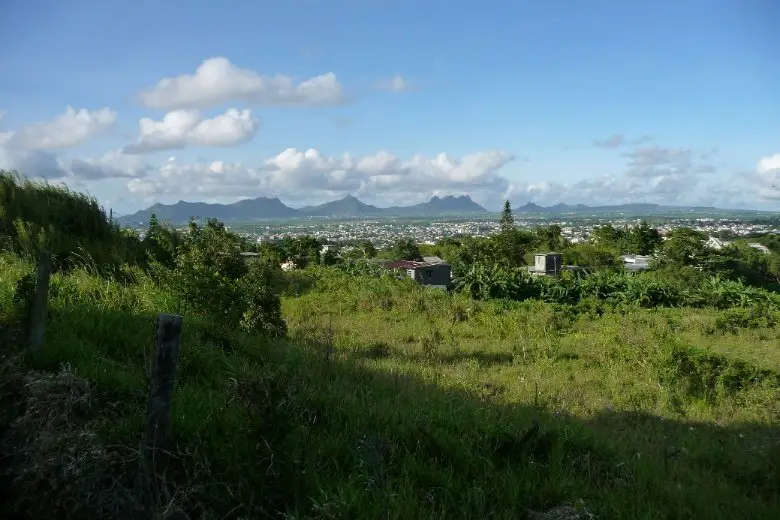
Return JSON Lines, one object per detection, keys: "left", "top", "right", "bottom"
{"left": 500, "top": 200, "right": 515, "bottom": 234}
{"left": 492, "top": 201, "right": 534, "bottom": 267}
{"left": 143, "top": 213, "right": 184, "bottom": 268}
{"left": 627, "top": 220, "right": 662, "bottom": 255}
{"left": 391, "top": 238, "right": 422, "bottom": 261}
{"left": 322, "top": 249, "right": 340, "bottom": 266}
{"left": 257, "top": 242, "right": 284, "bottom": 268}
{"left": 282, "top": 235, "right": 322, "bottom": 267}
{"left": 534, "top": 225, "right": 566, "bottom": 251}
{"left": 661, "top": 228, "right": 708, "bottom": 266}
{"left": 563, "top": 243, "right": 620, "bottom": 269}
{"left": 169, "top": 218, "right": 286, "bottom": 336}
{"left": 591, "top": 224, "right": 627, "bottom": 251}
{"left": 362, "top": 240, "right": 377, "bottom": 258}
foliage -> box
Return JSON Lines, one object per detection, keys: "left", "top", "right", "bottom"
{"left": 164, "top": 218, "right": 286, "bottom": 336}
{"left": 141, "top": 213, "right": 184, "bottom": 268}
{"left": 590, "top": 221, "right": 662, "bottom": 255}
{"left": 455, "top": 261, "right": 780, "bottom": 310}
{"left": 659, "top": 228, "right": 708, "bottom": 265}
{"left": 390, "top": 237, "right": 423, "bottom": 261}
{"left": 281, "top": 235, "right": 322, "bottom": 267}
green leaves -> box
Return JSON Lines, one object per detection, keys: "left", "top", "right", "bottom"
{"left": 455, "top": 262, "right": 780, "bottom": 311}
{"left": 166, "top": 219, "right": 286, "bottom": 337}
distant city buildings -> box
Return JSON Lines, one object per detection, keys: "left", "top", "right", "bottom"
{"left": 222, "top": 216, "right": 778, "bottom": 252}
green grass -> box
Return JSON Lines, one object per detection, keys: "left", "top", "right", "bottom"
{"left": 1, "top": 258, "right": 779, "bottom": 519}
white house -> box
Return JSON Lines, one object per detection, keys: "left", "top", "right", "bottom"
{"left": 705, "top": 237, "right": 731, "bottom": 250}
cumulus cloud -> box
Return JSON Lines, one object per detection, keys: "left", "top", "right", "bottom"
{"left": 124, "top": 108, "right": 257, "bottom": 153}
{"left": 504, "top": 175, "right": 648, "bottom": 208}
{"left": 122, "top": 148, "right": 515, "bottom": 205}
{"left": 137, "top": 57, "right": 345, "bottom": 110}
{"left": 374, "top": 75, "right": 413, "bottom": 92}
{"left": 3, "top": 106, "right": 116, "bottom": 150}
{"left": 505, "top": 142, "right": 723, "bottom": 208}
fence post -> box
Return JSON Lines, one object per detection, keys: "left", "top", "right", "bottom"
{"left": 29, "top": 250, "right": 52, "bottom": 359}
{"left": 143, "top": 314, "right": 183, "bottom": 480}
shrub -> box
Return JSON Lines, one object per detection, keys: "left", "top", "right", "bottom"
{"left": 167, "top": 219, "right": 286, "bottom": 337}
{"left": 714, "top": 305, "right": 779, "bottom": 334}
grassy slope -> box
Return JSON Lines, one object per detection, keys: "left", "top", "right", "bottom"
{"left": 1, "top": 257, "right": 779, "bottom": 519}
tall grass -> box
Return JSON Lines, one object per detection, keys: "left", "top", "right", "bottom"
{"left": 0, "top": 170, "right": 144, "bottom": 270}
{"left": 1, "top": 260, "right": 778, "bottom": 518}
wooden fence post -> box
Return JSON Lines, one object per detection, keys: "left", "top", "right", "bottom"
{"left": 29, "top": 250, "right": 52, "bottom": 359}
{"left": 143, "top": 314, "right": 183, "bottom": 479}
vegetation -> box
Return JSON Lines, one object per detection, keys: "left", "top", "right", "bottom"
{"left": 1, "top": 173, "right": 779, "bottom": 519}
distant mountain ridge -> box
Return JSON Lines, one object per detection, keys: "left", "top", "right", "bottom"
{"left": 119, "top": 194, "right": 489, "bottom": 225}
{"left": 118, "top": 195, "right": 756, "bottom": 226}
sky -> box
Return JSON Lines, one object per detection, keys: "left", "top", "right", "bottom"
{"left": 0, "top": 0, "right": 778, "bottom": 215}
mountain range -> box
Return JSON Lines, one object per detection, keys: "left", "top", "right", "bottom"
{"left": 118, "top": 195, "right": 742, "bottom": 226}
{"left": 119, "top": 195, "right": 488, "bottom": 225}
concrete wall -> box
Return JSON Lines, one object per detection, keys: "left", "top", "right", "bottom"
{"left": 411, "top": 264, "right": 451, "bottom": 286}
{"left": 534, "top": 253, "right": 562, "bottom": 274}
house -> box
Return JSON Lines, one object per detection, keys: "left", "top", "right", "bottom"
{"left": 705, "top": 237, "right": 731, "bottom": 250}
{"left": 382, "top": 260, "right": 451, "bottom": 288}
{"left": 321, "top": 244, "right": 340, "bottom": 255}
{"left": 422, "top": 256, "right": 445, "bottom": 265}
{"left": 239, "top": 251, "right": 261, "bottom": 264}
{"left": 621, "top": 254, "right": 652, "bottom": 272}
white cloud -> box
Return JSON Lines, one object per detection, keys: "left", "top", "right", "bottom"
{"left": 70, "top": 150, "right": 153, "bottom": 180}
{"left": 374, "top": 75, "right": 413, "bottom": 92}
{"left": 122, "top": 148, "right": 515, "bottom": 205}
{"left": 124, "top": 108, "right": 257, "bottom": 153}
{"left": 138, "top": 57, "right": 344, "bottom": 110}
{"left": 4, "top": 106, "right": 116, "bottom": 150}
{"left": 757, "top": 153, "right": 780, "bottom": 200}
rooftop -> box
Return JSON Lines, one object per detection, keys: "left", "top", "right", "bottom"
{"left": 383, "top": 260, "right": 450, "bottom": 270}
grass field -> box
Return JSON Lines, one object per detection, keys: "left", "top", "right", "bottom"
{"left": 1, "top": 256, "right": 779, "bottom": 519}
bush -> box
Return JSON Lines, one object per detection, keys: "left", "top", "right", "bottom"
{"left": 167, "top": 219, "right": 286, "bottom": 337}
{"left": 713, "top": 305, "right": 779, "bottom": 334}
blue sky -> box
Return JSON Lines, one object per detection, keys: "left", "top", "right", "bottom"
{"left": 0, "top": 0, "right": 778, "bottom": 214}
